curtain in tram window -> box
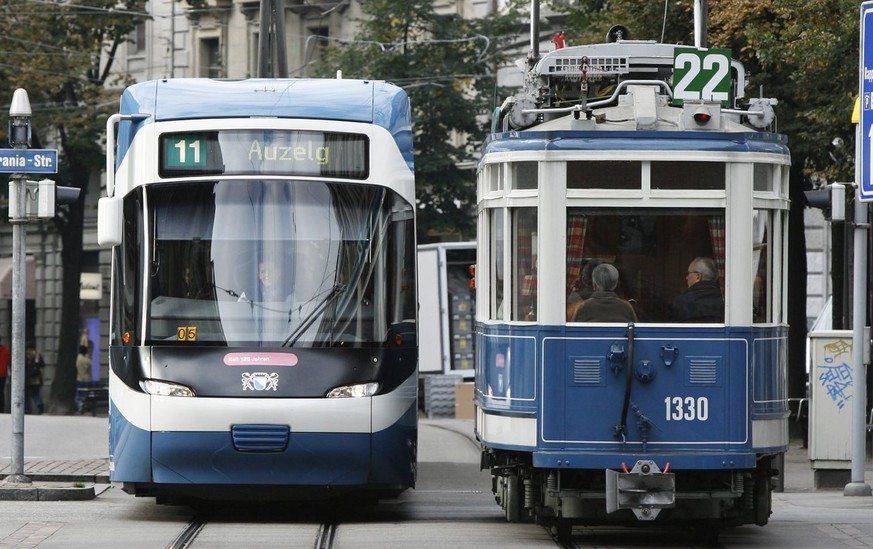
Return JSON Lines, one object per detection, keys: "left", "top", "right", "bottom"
{"left": 566, "top": 214, "right": 588, "bottom": 290}
{"left": 517, "top": 210, "right": 535, "bottom": 290}
{"left": 707, "top": 216, "right": 726, "bottom": 293}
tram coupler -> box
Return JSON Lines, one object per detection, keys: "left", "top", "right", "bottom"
{"left": 605, "top": 460, "right": 675, "bottom": 521}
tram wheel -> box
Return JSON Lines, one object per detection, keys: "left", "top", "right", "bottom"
{"left": 754, "top": 470, "right": 772, "bottom": 526}
{"left": 503, "top": 473, "right": 522, "bottom": 522}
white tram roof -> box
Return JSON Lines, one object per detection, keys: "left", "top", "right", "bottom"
{"left": 485, "top": 40, "right": 789, "bottom": 158}
{"left": 115, "top": 78, "right": 415, "bottom": 172}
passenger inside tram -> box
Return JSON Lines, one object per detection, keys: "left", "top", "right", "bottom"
{"left": 669, "top": 257, "right": 725, "bottom": 322}
{"left": 566, "top": 260, "right": 600, "bottom": 321}
{"left": 572, "top": 263, "right": 637, "bottom": 323}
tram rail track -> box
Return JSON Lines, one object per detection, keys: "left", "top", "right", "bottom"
{"left": 315, "top": 522, "right": 338, "bottom": 549}
{"left": 166, "top": 512, "right": 208, "bottom": 549}
{"left": 165, "top": 510, "right": 339, "bottom": 549}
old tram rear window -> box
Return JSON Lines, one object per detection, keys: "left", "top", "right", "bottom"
{"left": 159, "top": 130, "right": 369, "bottom": 179}
{"left": 568, "top": 161, "right": 641, "bottom": 189}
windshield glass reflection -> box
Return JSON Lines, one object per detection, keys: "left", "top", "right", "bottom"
{"left": 146, "top": 179, "right": 414, "bottom": 347}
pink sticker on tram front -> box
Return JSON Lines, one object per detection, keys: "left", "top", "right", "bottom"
{"left": 223, "top": 352, "right": 299, "bottom": 367}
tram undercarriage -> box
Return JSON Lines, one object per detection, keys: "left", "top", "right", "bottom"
{"left": 485, "top": 450, "right": 776, "bottom": 531}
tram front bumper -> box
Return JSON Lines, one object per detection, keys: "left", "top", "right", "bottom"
{"left": 605, "top": 460, "right": 676, "bottom": 520}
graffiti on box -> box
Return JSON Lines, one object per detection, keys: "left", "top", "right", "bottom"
{"left": 816, "top": 339, "right": 853, "bottom": 410}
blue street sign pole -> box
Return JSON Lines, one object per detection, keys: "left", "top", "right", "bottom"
{"left": 862, "top": 3, "right": 873, "bottom": 201}
{"left": 846, "top": 2, "right": 873, "bottom": 497}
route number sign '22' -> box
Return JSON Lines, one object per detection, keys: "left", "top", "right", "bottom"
{"left": 672, "top": 47, "right": 732, "bottom": 107}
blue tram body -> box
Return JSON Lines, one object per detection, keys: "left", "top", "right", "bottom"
{"left": 475, "top": 40, "right": 790, "bottom": 532}
{"left": 99, "top": 78, "right": 417, "bottom": 502}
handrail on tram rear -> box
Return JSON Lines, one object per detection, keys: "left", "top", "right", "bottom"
{"left": 105, "top": 113, "right": 150, "bottom": 198}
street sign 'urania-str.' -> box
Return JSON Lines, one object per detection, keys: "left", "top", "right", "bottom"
{"left": 0, "top": 149, "right": 58, "bottom": 174}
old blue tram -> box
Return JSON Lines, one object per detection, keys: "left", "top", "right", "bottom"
{"left": 475, "top": 39, "right": 790, "bottom": 534}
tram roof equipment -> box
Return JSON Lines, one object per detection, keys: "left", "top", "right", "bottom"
{"left": 496, "top": 39, "right": 777, "bottom": 135}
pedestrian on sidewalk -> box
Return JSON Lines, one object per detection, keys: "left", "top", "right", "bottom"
{"left": 75, "top": 345, "right": 92, "bottom": 414}
{"left": 0, "top": 337, "right": 9, "bottom": 413}
{"left": 25, "top": 342, "right": 45, "bottom": 414}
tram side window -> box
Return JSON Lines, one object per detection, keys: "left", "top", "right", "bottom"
{"left": 512, "top": 162, "right": 538, "bottom": 190}
{"left": 512, "top": 208, "right": 538, "bottom": 321}
{"left": 753, "top": 164, "right": 773, "bottom": 192}
{"left": 116, "top": 190, "right": 145, "bottom": 345}
{"left": 566, "top": 208, "right": 725, "bottom": 323}
{"left": 489, "top": 209, "right": 505, "bottom": 320}
{"left": 488, "top": 164, "right": 503, "bottom": 192}
{"left": 753, "top": 210, "right": 771, "bottom": 323}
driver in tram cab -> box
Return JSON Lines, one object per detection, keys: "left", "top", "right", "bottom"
{"left": 573, "top": 263, "right": 637, "bottom": 323}
{"left": 669, "top": 256, "right": 725, "bottom": 323}
{"left": 237, "top": 259, "right": 288, "bottom": 303}
{"left": 257, "top": 259, "right": 287, "bottom": 302}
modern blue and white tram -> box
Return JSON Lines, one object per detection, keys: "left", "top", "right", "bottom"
{"left": 475, "top": 38, "right": 790, "bottom": 534}
{"left": 97, "top": 78, "right": 417, "bottom": 502}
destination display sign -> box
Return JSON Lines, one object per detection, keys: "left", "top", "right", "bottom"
{"left": 159, "top": 130, "right": 369, "bottom": 180}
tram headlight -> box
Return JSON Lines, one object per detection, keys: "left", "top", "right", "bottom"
{"left": 326, "top": 382, "right": 379, "bottom": 398}
{"left": 139, "top": 379, "right": 196, "bottom": 397}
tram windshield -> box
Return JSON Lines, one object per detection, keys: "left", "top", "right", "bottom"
{"left": 564, "top": 208, "right": 728, "bottom": 324}
{"left": 139, "top": 180, "right": 415, "bottom": 347}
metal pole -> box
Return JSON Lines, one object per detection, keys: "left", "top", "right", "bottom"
{"left": 274, "top": 0, "right": 288, "bottom": 78}
{"left": 257, "top": 0, "right": 272, "bottom": 77}
{"left": 170, "top": 0, "right": 176, "bottom": 78}
{"left": 4, "top": 88, "right": 32, "bottom": 485}
{"left": 844, "top": 121, "right": 872, "bottom": 496}
{"left": 529, "top": 0, "right": 539, "bottom": 60}
{"left": 694, "top": 0, "right": 708, "bottom": 49}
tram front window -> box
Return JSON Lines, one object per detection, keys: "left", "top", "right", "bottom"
{"left": 566, "top": 208, "right": 725, "bottom": 323}
{"left": 144, "top": 180, "right": 415, "bottom": 347}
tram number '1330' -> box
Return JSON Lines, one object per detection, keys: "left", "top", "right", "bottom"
{"left": 665, "top": 396, "right": 710, "bottom": 421}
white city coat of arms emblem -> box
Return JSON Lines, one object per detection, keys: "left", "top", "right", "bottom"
{"left": 241, "top": 372, "right": 279, "bottom": 391}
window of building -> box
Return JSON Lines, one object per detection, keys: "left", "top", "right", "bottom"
{"left": 199, "top": 37, "right": 222, "bottom": 78}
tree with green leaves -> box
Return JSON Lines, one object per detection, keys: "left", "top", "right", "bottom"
{"left": 0, "top": 0, "right": 143, "bottom": 413}
{"left": 316, "top": 0, "right": 525, "bottom": 242}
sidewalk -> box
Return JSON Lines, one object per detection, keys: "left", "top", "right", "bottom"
{"left": 0, "top": 413, "right": 109, "bottom": 495}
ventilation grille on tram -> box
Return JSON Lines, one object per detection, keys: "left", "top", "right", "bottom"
{"left": 231, "top": 424, "right": 290, "bottom": 452}
{"left": 687, "top": 359, "right": 719, "bottom": 385}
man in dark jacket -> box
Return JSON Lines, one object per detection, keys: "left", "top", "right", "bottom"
{"left": 574, "top": 263, "right": 637, "bottom": 323}
{"left": 670, "top": 257, "right": 724, "bottom": 322}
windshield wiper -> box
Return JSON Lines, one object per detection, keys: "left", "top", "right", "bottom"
{"left": 282, "top": 284, "right": 346, "bottom": 347}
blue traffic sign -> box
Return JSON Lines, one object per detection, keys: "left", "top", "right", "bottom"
{"left": 861, "top": 2, "right": 873, "bottom": 201}
{"left": 0, "top": 149, "right": 58, "bottom": 174}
